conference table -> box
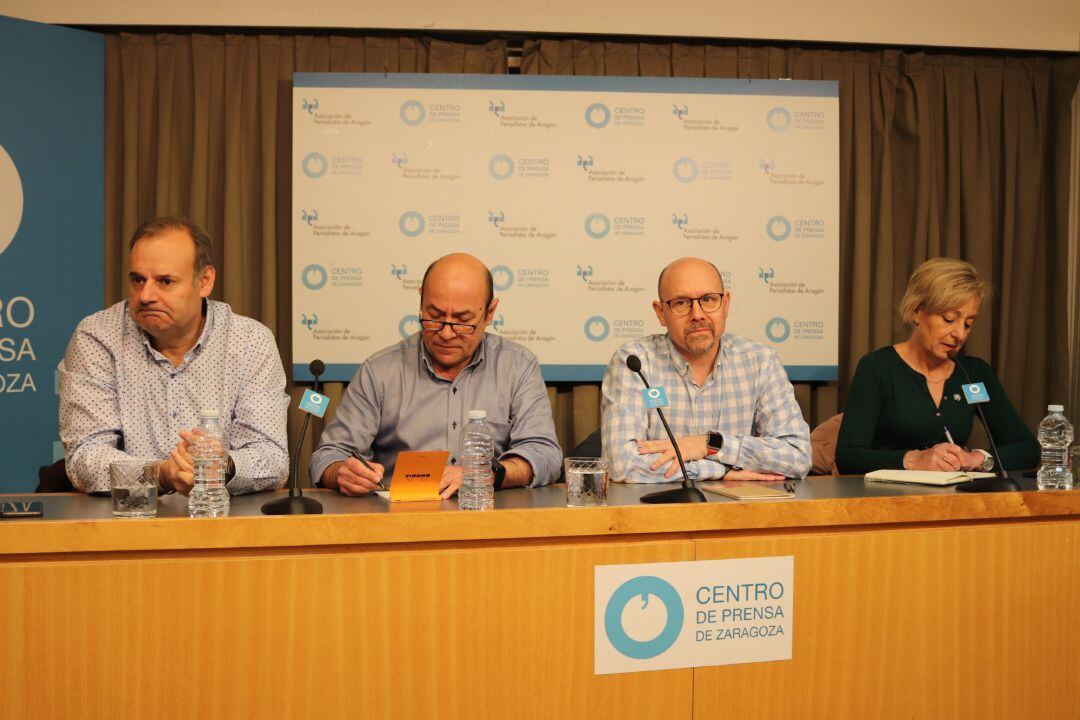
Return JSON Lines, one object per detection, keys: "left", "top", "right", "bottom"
{"left": 2, "top": 476, "right": 1079, "bottom": 719}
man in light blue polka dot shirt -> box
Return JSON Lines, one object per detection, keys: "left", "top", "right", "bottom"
{"left": 58, "top": 217, "right": 289, "bottom": 495}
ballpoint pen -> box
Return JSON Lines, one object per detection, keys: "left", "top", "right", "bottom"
{"left": 351, "top": 451, "right": 387, "bottom": 491}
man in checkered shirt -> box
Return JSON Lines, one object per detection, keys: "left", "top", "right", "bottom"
{"left": 601, "top": 257, "right": 811, "bottom": 483}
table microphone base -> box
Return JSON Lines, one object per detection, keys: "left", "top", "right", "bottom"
{"left": 640, "top": 486, "right": 708, "bottom": 504}
{"left": 261, "top": 495, "right": 324, "bottom": 515}
{"left": 954, "top": 476, "right": 1021, "bottom": 493}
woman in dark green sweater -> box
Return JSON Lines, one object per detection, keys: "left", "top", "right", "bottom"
{"left": 835, "top": 259, "right": 1038, "bottom": 475}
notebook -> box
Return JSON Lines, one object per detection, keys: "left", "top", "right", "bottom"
{"left": 699, "top": 482, "right": 795, "bottom": 499}
{"left": 864, "top": 469, "right": 996, "bottom": 486}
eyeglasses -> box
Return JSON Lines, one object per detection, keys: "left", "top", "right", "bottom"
{"left": 418, "top": 317, "right": 481, "bottom": 336}
{"left": 661, "top": 293, "right": 725, "bottom": 317}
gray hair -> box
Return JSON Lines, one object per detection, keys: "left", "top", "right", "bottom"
{"left": 128, "top": 216, "right": 214, "bottom": 274}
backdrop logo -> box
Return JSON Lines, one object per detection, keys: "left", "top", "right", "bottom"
{"left": 672, "top": 157, "right": 698, "bottom": 183}
{"left": 671, "top": 212, "right": 689, "bottom": 229}
{"left": 603, "top": 576, "right": 684, "bottom": 660}
{"left": 491, "top": 314, "right": 506, "bottom": 331}
{"left": 584, "top": 213, "right": 611, "bottom": 239}
{"left": 399, "top": 211, "right": 426, "bottom": 237}
{"left": 490, "top": 265, "right": 514, "bottom": 291}
{"left": 758, "top": 157, "right": 776, "bottom": 175}
{"left": 766, "top": 317, "right": 791, "bottom": 343}
{"left": 400, "top": 100, "right": 426, "bottom": 126}
{"left": 488, "top": 99, "right": 505, "bottom": 117}
{"left": 301, "top": 98, "right": 319, "bottom": 115}
{"left": 300, "top": 209, "right": 319, "bottom": 226}
{"left": 300, "top": 312, "right": 318, "bottom": 331}
{"left": 766, "top": 215, "right": 792, "bottom": 241}
{"left": 489, "top": 154, "right": 515, "bottom": 180}
{"left": 0, "top": 144, "right": 25, "bottom": 256}
{"left": 584, "top": 316, "right": 610, "bottom": 342}
{"left": 399, "top": 315, "right": 421, "bottom": 338}
{"left": 584, "top": 102, "right": 611, "bottom": 129}
{"left": 487, "top": 210, "right": 505, "bottom": 227}
{"left": 390, "top": 263, "right": 408, "bottom": 280}
{"left": 576, "top": 154, "right": 595, "bottom": 172}
{"left": 301, "top": 152, "right": 328, "bottom": 179}
{"left": 301, "top": 264, "right": 328, "bottom": 290}
{"left": 391, "top": 152, "right": 409, "bottom": 169}
{"left": 672, "top": 103, "right": 689, "bottom": 119}
{"left": 767, "top": 107, "right": 791, "bottom": 132}
{"left": 576, "top": 264, "right": 594, "bottom": 283}
{"left": 758, "top": 266, "right": 775, "bottom": 284}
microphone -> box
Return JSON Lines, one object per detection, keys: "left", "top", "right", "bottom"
{"left": 950, "top": 356, "right": 1019, "bottom": 493}
{"left": 262, "top": 359, "right": 327, "bottom": 514}
{"left": 625, "top": 354, "right": 706, "bottom": 504}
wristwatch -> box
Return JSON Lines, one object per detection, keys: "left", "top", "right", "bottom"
{"left": 491, "top": 458, "right": 506, "bottom": 490}
{"left": 706, "top": 432, "right": 724, "bottom": 457}
{"left": 975, "top": 449, "right": 994, "bottom": 472}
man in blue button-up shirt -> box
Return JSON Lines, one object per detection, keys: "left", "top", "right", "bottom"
{"left": 58, "top": 217, "right": 289, "bottom": 495}
{"left": 601, "top": 257, "right": 811, "bottom": 483}
{"left": 312, "top": 253, "right": 561, "bottom": 499}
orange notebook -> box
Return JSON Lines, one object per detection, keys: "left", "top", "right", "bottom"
{"left": 388, "top": 450, "right": 449, "bottom": 502}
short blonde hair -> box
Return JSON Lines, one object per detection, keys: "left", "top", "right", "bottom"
{"left": 899, "top": 258, "right": 990, "bottom": 326}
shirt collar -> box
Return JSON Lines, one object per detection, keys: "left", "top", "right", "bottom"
{"left": 663, "top": 332, "right": 726, "bottom": 381}
{"left": 135, "top": 299, "right": 214, "bottom": 365}
{"left": 418, "top": 331, "right": 488, "bottom": 381}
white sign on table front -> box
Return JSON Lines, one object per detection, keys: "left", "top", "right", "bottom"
{"left": 594, "top": 556, "right": 793, "bottom": 674}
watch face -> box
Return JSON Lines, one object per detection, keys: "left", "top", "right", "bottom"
{"left": 707, "top": 432, "right": 723, "bottom": 450}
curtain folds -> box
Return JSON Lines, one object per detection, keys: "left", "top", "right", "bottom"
{"left": 522, "top": 40, "right": 1080, "bottom": 431}
{"left": 105, "top": 33, "right": 1080, "bottom": 483}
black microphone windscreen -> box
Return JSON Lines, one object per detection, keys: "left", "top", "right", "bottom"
{"left": 625, "top": 354, "right": 641, "bottom": 373}
{"left": 309, "top": 359, "right": 326, "bottom": 378}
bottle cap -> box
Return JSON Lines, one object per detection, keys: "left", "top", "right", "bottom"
{"left": 199, "top": 409, "right": 220, "bottom": 419}
{"left": 468, "top": 409, "right": 487, "bottom": 420}
{"left": 1048, "top": 404, "right": 1064, "bottom": 412}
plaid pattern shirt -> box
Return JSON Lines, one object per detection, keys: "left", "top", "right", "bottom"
{"left": 601, "top": 333, "right": 811, "bottom": 482}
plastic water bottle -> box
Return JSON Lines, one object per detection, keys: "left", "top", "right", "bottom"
{"left": 189, "top": 410, "right": 231, "bottom": 517}
{"left": 1036, "top": 405, "right": 1073, "bottom": 491}
{"left": 458, "top": 410, "right": 494, "bottom": 511}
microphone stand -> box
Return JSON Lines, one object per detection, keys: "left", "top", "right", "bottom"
{"left": 951, "top": 357, "right": 1020, "bottom": 494}
{"left": 262, "top": 365, "right": 326, "bottom": 515}
{"left": 626, "top": 357, "right": 706, "bottom": 504}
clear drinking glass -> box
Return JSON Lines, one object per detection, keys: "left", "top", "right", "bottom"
{"left": 564, "top": 457, "right": 610, "bottom": 507}
{"left": 110, "top": 459, "right": 158, "bottom": 518}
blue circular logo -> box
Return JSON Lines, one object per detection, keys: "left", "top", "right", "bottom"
{"left": 604, "top": 576, "right": 684, "bottom": 660}
{"left": 399, "top": 100, "right": 426, "bottom": 126}
{"left": 301, "top": 264, "right": 328, "bottom": 290}
{"left": 672, "top": 157, "right": 698, "bottom": 183}
{"left": 584, "top": 315, "right": 610, "bottom": 342}
{"left": 301, "top": 152, "right": 328, "bottom": 179}
{"left": 765, "top": 317, "right": 791, "bottom": 343}
{"left": 490, "top": 264, "right": 514, "bottom": 291}
{"left": 399, "top": 211, "right": 426, "bottom": 237}
{"left": 767, "top": 107, "right": 791, "bottom": 132}
{"left": 584, "top": 213, "right": 611, "bottom": 239}
{"left": 399, "top": 315, "right": 421, "bottom": 338}
{"left": 489, "top": 154, "right": 515, "bottom": 181}
{"left": 584, "top": 102, "right": 611, "bottom": 129}
{"left": 765, "top": 215, "right": 792, "bottom": 241}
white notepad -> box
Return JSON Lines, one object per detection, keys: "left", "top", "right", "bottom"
{"left": 864, "top": 469, "right": 997, "bottom": 486}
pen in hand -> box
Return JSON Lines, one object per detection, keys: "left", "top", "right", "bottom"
{"left": 351, "top": 451, "right": 387, "bottom": 491}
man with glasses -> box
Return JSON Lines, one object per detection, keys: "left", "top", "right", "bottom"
{"left": 601, "top": 257, "right": 811, "bottom": 483}
{"left": 311, "top": 253, "right": 561, "bottom": 498}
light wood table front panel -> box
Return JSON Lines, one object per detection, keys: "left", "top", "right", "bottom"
{"left": 1, "top": 539, "right": 694, "bottom": 720}
{"left": 692, "top": 521, "right": 1080, "bottom": 719}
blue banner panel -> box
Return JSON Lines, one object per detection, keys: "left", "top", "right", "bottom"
{"left": 0, "top": 15, "right": 104, "bottom": 492}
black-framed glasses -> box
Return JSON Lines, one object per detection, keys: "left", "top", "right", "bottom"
{"left": 418, "top": 317, "right": 481, "bottom": 336}
{"left": 661, "top": 293, "right": 725, "bottom": 317}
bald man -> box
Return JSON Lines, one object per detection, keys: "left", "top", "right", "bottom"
{"left": 311, "top": 253, "right": 561, "bottom": 498}
{"left": 601, "top": 257, "right": 811, "bottom": 483}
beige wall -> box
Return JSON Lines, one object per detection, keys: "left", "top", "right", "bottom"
{"left": 1, "top": 0, "right": 1078, "bottom": 52}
